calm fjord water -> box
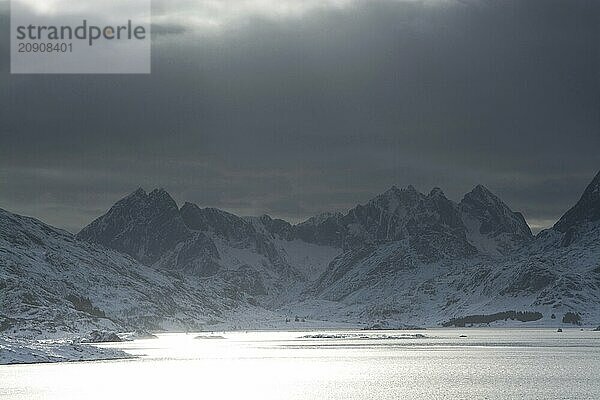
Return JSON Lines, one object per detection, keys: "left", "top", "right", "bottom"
{"left": 1, "top": 329, "right": 599, "bottom": 399}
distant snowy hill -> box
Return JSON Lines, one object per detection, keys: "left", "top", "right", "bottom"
{"left": 2, "top": 170, "right": 599, "bottom": 339}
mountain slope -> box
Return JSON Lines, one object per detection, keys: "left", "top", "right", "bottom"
{"left": 296, "top": 172, "right": 600, "bottom": 326}
{"left": 295, "top": 234, "right": 600, "bottom": 326}
{"left": 552, "top": 171, "right": 600, "bottom": 247}
{"left": 77, "top": 189, "right": 341, "bottom": 298}
{"left": 77, "top": 188, "right": 191, "bottom": 265}
{"left": 460, "top": 185, "right": 533, "bottom": 255}
{"left": 0, "top": 208, "right": 239, "bottom": 338}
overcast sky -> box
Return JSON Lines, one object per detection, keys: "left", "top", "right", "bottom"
{"left": 0, "top": 0, "right": 599, "bottom": 233}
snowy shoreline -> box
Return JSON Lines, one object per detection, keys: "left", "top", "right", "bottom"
{"left": 0, "top": 337, "right": 134, "bottom": 365}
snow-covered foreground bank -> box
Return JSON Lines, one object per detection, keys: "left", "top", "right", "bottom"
{"left": 0, "top": 337, "right": 132, "bottom": 365}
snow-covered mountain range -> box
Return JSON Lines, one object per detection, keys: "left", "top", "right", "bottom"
{"left": 2, "top": 170, "right": 599, "bottom": 339}
{"left": 0, "top": 206, "right": 236, "bottom": 338}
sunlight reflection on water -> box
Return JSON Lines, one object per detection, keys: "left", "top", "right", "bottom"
{"left": 1, "top": 329, "right": 599, "bottom": 400}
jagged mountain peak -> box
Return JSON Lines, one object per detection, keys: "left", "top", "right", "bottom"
{"left": 245, "top": 214, "right": 293, "bottom": 240}
{"left": 113, "top": 187, "right": 147, "bottom": 208}
{"left": 180, "top": 201, "right": 196, "bottom": 212}
{"left": 181, "top": 203, "right": 245, "bottom": 224}
{"left": 459, "top": 184, "right": 532, "bottom": 253}
{"left": 462, "top": 184, "right": 500, "bottom": 205}
{"left": 257, "top": 213, "right": 274, "bottom": 222}
{"left": 469, "top": 184, "right": 496, "bottom": 199}
{"left": 77, "top": 188, "right": 190, "bottom": 265}
{"left": 180, "top": 202, "right": 257, "bottom": 242}
{"left": 383, "top": 184, "right": 418, "bottom": 195}
{"left": 130, "top": 187, "right": 147, "bottom": 197}
{"left": 461, "top": 184, "right": 507, "bottom": 208}
{"left": 553, "top": 170, "right": 600, "bottom": 234}
{"left": 382, "top": 184, "right": 420, "bottom": 197}
{"left": 180, "top": 201, "right": 199, "bottom": 212}
{"left": 293, "top": 182, "right": 533, "bottom": 257}
{"left": 369, "top": 184, "right": 425, "bottom": 215}
{"left": 428, "top": 187, "right": 446, "bottom": 198}
{"left": 178, "top": 202, "right": 238, "bottom": 219}
{"left": 148, "top": 187, "right": 171, "bottom": 197}
{"left": 147, "top": 188, "right": 178, "bottom": 208}
{"left": 112, "top": 187, "right": 177, "bottom": 211}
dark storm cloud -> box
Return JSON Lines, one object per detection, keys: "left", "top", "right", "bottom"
{"left": 0, "top": 0, "right": 598, "bottom": 233}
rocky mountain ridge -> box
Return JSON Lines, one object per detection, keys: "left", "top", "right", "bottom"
{"left": 78, "top": 182, "right": 533, "bottom": 275}
{"left": 1, "top": 170, "right": 599, "bottom": 338}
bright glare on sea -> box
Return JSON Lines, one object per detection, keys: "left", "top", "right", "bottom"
{"left": 1, "top": 329, "right": 599, "bottom": 399}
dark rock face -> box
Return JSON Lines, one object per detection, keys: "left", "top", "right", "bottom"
{"left": 81, "top": 330, "right": 122, "bottom": 343}
{"left": 77, "top": 189, "right": 191, "bottom": 264}
{"left": 302, "top": 185, "right": 539, "bottom": 300}
{"left": 292, "top": 185, "right": 523, "bottom": 260}
{"left": 295, "top": 184, "right": 533, "bottom": 259}
{"left": 501, "top": 263, "right": 557, "bottom": 294}
{"left": 174, "top": 233, "right": 221, "bottom": 277}
{"left": 220, "top": 266, "right": 267, "bottom": 296}
{"left": 406, "top": 188, "right": 476, "bottom": 261}
{"left": 180, "top": 203, "right": 256, "bottom": 243}
{"left": 459, "top": 184, "right": 533, "bottom": 254}
{"left": 345, "top": 186, "right": 425, "bottom": 246}
{"left": 253, "top": 215, "right": 293, "bottom": 239}
{"left": 554, "top": 170, "right": 600, "bottom": 233}
{"left": 562, "top": 312, "right": 582, "bottom": 325}
{"left": 77, "top": 188, "right": 299, "bottom": 282}
{"left": 292, "top": 187, "right": 425, "bottom": 248}
{"left": 180, "top": 203, "right": 290, "bottom": 271}
{"left": 77, "top": 189, "right": 234, "bottom": 277}
{"left": 310, "top": 245, "right": 379, "bottom": 300}
{"left": 293, "top": 212, "right": 345, "bottom": 248}
{"left": 66, "top": 294, "right": 105, "bottom": 317}
{"left": 460, "top": 185, "right": 532, "bottom": 239}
